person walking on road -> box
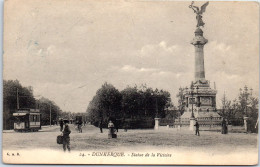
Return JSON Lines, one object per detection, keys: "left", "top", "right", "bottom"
{"left": 77, "top": 120, "right": 83, "bottom": 133}
{"left": 59, "top": 119, "right": 64, "bottom": 132}
{"left": 62, "top": 120, "right": 71, "bottom": 152}
{"left": 221, "top": 118, "right": 228, "bottom": 134}
{"left": 194, "top": 120, "right": 200, "bottom": 136}
{"left": 99, "top": 120, "right": 103, "bottom": 133}
{"left": 108, "top": 120, "right": 117, "bottom": 138}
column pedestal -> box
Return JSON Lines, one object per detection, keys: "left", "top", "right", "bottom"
{"left": 154, "top": 118, "right": 160, "bottom": 130}
{"left": 190, "top": 117, "right": 196, "bottom": 131}
{"left": 244, "top": 117, "right": 249, "bottom": 132}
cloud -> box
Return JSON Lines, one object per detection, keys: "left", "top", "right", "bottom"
{"left": 4, "top": 1, "right": 258, "bottom": 113}
{"left": 136, "top": 41, "right": 194, "bottom": 76}
{"left": 121, "top": 65, "right": 158, "bottom": 73}
{"left": 139, "top": 41, "right": 180, "bottom": 58}
{"left": 205, "top": 40, "right": 259, "bottom": 78}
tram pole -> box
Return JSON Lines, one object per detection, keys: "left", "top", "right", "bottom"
{"left": 49, "top": 103, "right": 51, "bottom": 126}
{"left": 16, "top": 88, "right": 19, "bottom": 110}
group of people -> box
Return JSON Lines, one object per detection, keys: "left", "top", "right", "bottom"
{"left": 194, "top": 118, "right": 229, "bottom": 136}
{"left": 59, "top": 119, "right": 119, "bottom": 152}
{"left": 59, "top": 118, "right": 229, "bottom": 152}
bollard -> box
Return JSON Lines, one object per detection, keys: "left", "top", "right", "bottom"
{"left": 154, "top": 118, "right": 160, "bottom": 130}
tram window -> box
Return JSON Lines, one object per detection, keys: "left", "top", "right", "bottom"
{"left": 33, "top": 115, "right": 36, "bottom": 122}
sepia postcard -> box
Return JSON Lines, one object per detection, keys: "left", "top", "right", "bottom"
{"left": 2, "top": 0, "right": 259, "bottom": 165}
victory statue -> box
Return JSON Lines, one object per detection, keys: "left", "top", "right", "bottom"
{"left": 189, "top": 1, "right": 209, "bottom": 27}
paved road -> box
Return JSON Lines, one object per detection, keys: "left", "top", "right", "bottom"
{"left": 2, "top": 124, "right": 258, "bottom": 153}
{"left": 3, "top": 124, "right": 103, "bottom": 150}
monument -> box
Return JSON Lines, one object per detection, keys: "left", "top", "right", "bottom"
{"left": 175, "top": 2, "right": 222, "bottom": 129}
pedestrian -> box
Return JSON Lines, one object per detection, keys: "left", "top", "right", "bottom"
{"left": 77, "top": 120, "right": 83, "bottom": 133}
{"left": 60, "top": 119, "right": 64, "bottom": 132}
{"left": 124, "top": 121, "right": 128, "bottom": 132}
{"left": 194, "top": 120, "right": 200, "bottom": 136}
{"left": 221, "top": 119, "right": 227, "bottom": 134}
{"left": 115, "top": 120, "right": 119, "bottom": 132}
{"left": 99, "top": 120, "right": 103, "bottom": 133}
{"left": 225, "top": 119, "right": 228, "bottom": 134}
{"left": 108, "top": 120, "right": 116, "bottom": 138}
{"left": 62, "top": 120, "right": 71, "bottom": 152}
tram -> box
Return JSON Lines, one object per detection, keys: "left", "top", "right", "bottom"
{"left": 13, "top": 108, "right": 41, "bottom": 132}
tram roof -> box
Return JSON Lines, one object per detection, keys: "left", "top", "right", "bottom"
{"left": 17, "top": 108, "right": 40, "bottom": 113}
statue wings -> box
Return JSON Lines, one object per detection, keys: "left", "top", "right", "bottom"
{"left": 199, "top": 1, "right": 209, "bottom": 14}
{"left": 190, "top": 1, "right": 209, "bottom": 15}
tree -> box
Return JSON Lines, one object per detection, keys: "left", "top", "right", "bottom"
{"left": 3, "top": 80, "right": 36, "bottom": 129}
{"left": 37, "top": 97, "right": 62, "bottom": 126}
{"left": 236, "top": 86, "right": 258, "bottom": 117}
{"left": 219, "top": 92, "right": 237, "bottom": 122}
{"left": 3, "top": 79, "right": 64, "bottom": 129}
{"left": 86, "top": 82, "right": 122, "bottom": 125}
{"left": 86, "top": 83, "right": 172, "bottom": 128}
{"left": 176, "top": 87, "right": 186, "bottom": 115}
{"left": 223, "top": 86, "right": 259, "bottom": 129}
{"left": 164, "top": 102, "right": 178, "bottom": 119}
{"left": 121, "top": 86, "right": 141, "bottom": 119}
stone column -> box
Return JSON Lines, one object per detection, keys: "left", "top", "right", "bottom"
{"left": 154, "top": 118, "right": 160, "bottom": 130}
{"left": 191, "top": 28, "right": 208, "bottom": 82}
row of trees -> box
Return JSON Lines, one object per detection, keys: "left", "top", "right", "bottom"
{"left": 36, "top": 97, "right": 63, "bottom": 126}
{"left": 86, "top": 83, "right": 172, "bottom": 126}
{"left": 3, "top": 80, "right": 63, "bottom": 129}
{"left": 219, "top": 86, "right": 258, "bottom": 126}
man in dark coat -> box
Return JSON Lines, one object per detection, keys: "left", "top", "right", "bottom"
{"left": 194, "top": 120, "right": 200, "bottom": 136}
{"left": 99, "top": 120, "right": 103, "bottom": 133}
{"left": 77, "top": 120, "right": 83, "bottom": 133}
{"left": 62, "top": 121, "right": 71, "bottom": 152}
{"left": 59, "top": 119, "right": 64, "bottom": 132}
{"left": 221, "top": 119, "right": 226, "bottom": 134}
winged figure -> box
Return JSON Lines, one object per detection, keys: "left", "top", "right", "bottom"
{"left": 189, "top": 1, "right": 209, "bottom": 27}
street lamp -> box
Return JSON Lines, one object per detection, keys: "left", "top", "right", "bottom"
{"left": 190, "top": 85, "right": 195, "bottom": 118}
{"left": 152, "top": 92, "right": 160, "bottom": 130}
{"left": 49, "top": 103, "right": 52, "bottom": 126}
{"left": 151, "top": 92, "right": 159, "bottom": 118}
{"left": 244, "top": 86, "right": 250, "bottom": 117}
{"left": 210, "top": 114, "right": 213, "bottom": 128}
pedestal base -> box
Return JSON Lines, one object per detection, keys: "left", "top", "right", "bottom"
{"left": 244, "top": 116, "right": 249, "bottom": 132}
{"left": 190, "top": 118, "right": 196, "bottom": 131}
{"left": 154, "top": 118, "right": 160, "bottom": 130}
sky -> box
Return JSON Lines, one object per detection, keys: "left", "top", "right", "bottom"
{"left": 3, "top": 0, "right": 259, "bottom": 113}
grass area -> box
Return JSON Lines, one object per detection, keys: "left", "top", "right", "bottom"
{"left": 3, "top": 125, "right": 258, "bottom": 153}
